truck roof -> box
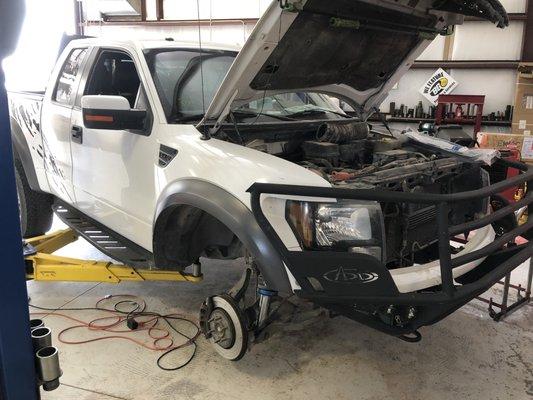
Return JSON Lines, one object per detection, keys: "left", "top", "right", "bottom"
{"left": 69, "top": 38, "right": 241, "bottom": 53}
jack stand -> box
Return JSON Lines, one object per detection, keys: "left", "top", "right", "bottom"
{"left": 191, "top": 260, "right": 202, "bottom": 277}
{"left": 24, "top": 229, "right": 203, "bottom": 284}
{"left": 476, "top": 257, "right": 532, "bottom": 321}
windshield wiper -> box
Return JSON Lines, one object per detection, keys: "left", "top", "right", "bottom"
{"left": 170, "top": 107, "right": 348, "bottom": 124}
{"left": 230, "top": 109, "right": 295, "bottom": 121}
{"left": 286, "top": 107, "right": 350, "bottom": 118}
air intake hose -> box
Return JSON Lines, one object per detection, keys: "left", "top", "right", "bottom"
{"left": 316, "top": 121, "right": 369, "bottom": 143}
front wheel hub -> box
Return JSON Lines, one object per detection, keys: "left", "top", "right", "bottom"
{"left": 208, "top": 308, "right": 235, "bottom": 349}
{"left": 200, "top": 294, "right": 249, "bottom": 361}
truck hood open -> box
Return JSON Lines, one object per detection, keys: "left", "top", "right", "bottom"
{"left": 203, "top": 0, "right": 507, "bottom": 127}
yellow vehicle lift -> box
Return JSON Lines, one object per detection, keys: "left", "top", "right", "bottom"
{"left": 24, "top": 229, "right": 203, "bottom": 284}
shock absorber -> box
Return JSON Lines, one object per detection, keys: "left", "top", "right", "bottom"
{"left": 257, "top": 287, "right": 277, "bottom": 329}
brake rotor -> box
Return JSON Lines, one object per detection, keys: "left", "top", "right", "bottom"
{"left": 201, "top": 294, "right": 248, "bottom": 361}
{"left": 207, "top": 308, "right": 235, "bottom": 349}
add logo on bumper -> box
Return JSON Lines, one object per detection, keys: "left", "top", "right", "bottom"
{"left": 323, "top": 267, "right": 379, "bottom": 284}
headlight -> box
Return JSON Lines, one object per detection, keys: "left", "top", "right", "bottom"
{"left": 286, "top": 200, "right": 385, "bottom": 260}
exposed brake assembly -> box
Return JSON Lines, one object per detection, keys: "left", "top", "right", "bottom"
{"left": 199, "top": 264, "right": 288, "bottom": 361}
{"left": 199, "top": 261, "right": 338, "bottom": 360}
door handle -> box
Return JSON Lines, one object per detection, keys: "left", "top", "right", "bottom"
{"left": 71, "top": 125, "right": 83, "bottom": 144}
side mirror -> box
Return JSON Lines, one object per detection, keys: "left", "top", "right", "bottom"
{"left": 81, "top": 95, "right": 146, "bottom": 130}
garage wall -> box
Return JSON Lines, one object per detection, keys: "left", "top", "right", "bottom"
{"left": 82, "top": 0, "right": 528, "bottom": 115}
{"left": 499, "top": 0, "right": 528, "bottom": 13}
{"left": 83, "top": 0, "right": 264, "bottom": 45}
{"left": 381, "top": 68, "right": 519, "bottom": 117}
{"left": 380, "top": 0, "right": 528, "bottom": 115}
{"left": 85, "top": 22, "right": 255, "bottom": 44}
{"left": 384, "top": 25, "right": 526, "bottom": 114}
{"left": 452, "top": 22, "right": 524, "bottom": 61}
{"left": 162, "top": 0, "right": 271, "bottom": 20}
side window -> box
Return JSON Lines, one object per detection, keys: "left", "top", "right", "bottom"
{"left": 54, "top": 48, "right": 88, "bottom": 105}
{"left": 85, "top": 50, "right": 141, "bottom": 109}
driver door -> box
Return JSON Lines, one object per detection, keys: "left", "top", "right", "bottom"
{"left": 70, "top": 48, "right": 157, "bottom": 250}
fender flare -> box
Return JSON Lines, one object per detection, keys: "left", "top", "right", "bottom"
{"left": 154, "top": 179, "right": 291, "bottom": 294}
{"left": 10, "top": 116, "right": 41, "bottom": 192}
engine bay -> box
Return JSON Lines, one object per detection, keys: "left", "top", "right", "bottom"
{"left": 217, "top": 119, "right": 488, "bottom": 268}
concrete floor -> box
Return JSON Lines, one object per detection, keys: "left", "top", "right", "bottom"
{"left": 30, "top": 218, "right": 532, "bottom": 400}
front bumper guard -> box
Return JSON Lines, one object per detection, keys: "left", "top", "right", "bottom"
{"left": 247, "top": 159, "right": 533, "bottom": 338}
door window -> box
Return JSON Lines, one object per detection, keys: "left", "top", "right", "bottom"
{"left": 85, "top": 50, "right": 142, "bottom": 109}
{"left": 54, "top": 48, "right": 88, "bottom": 105}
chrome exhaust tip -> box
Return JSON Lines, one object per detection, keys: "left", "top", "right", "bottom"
{"left": 30, "top": 319, "right": 45, "bottom": 331}
{"left": 36, "top": 346, "right": 61, "bottom": 391}
{"left": 31, "top": 327, "right": 52, "bottom": 352}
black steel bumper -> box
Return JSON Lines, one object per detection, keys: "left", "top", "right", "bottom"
{"left": 247, "top": 159, "right": 533, "bottom": 337}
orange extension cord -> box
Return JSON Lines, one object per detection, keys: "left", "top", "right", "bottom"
{"left": 30, "top": 294, "right": 201, "bottom": 370}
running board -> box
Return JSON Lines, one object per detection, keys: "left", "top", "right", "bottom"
{"left": 53, "top": 201, "right": 153, "bottom": 268}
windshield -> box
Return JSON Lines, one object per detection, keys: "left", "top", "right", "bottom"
{"left": 145, "top": 48, "right": 235, "bottom": 121}
{"left": 235, "top": 92, "right": 346, "bottom": 119}
{"left": 144, "top": 48, "right": 347, "bottom": 123}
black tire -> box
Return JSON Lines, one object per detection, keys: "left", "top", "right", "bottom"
{"left": 14, "top": 159, "right": 53, "bottom": 238}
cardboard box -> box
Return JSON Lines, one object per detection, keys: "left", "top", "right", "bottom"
{"left": 522, "top": 135, "right": 533, "bottom": 162}
{"left": 512, "top": 63, "right": 533, "bottom": 135}
{"left": 478, "top": 132, "right": 524, "bottom": 149}
{"left": 478, "top": 132, "right": 533, "bottom": 163}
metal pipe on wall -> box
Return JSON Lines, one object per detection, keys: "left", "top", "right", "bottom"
{"left": 73, "top": 0, "right": 84, "bottom": 35}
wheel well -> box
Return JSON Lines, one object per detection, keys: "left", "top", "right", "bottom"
{"left": 153, "top": 204, "right": 244, "bottom": 270}
{"left": 153, "top": 179, "right": 291, "bottom": 293}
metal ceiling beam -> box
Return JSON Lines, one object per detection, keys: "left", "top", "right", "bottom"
{"left": 464, "top": 12, "right": 527, "bottom": 21}
{"left": 84, "top": 17, "right": 259, "bottom": 26}
{"left": 411, "top": 60, "right": 520, "bottom": 69}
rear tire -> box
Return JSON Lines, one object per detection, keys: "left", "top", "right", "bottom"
{"left": 14, "top": 159, "right": 53, "bottom": 238}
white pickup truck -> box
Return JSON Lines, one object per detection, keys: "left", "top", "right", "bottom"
{"left": 9, "top": 0, "right": 532, "bottom": 360}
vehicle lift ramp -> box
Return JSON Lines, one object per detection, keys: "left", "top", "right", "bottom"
{"left": 24, "top": 228, "right": 203, "bottom": 284}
